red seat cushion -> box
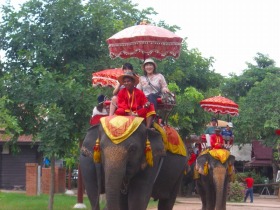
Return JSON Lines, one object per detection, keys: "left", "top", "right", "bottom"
{"left": 104, "top": 100, "right": 111, "bottom": 106}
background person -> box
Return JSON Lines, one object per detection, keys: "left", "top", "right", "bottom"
{"left": 136, "top": 58, "right": 170, "bottom": 111}
{"left": 244, "top": 173, "right": 254, "bottom": 203}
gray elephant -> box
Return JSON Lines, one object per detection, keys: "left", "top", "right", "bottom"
{"left": 80, "top": 116, "right": 187, "bottom": 210}
{"left": 80, "top": 124, "right": 104, "bottom": 210}
{"left": 195, "top": 151, "right": 235, "bottom": 210}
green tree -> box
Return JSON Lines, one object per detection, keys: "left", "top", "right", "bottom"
{"left": 0, "top": 96, "right": 22, "bottom": 140}
{"left": 0, "top": 0, "right": 155, "bottom": 209}
{"left": 234, "top": 74, "right": 280, "bottom": 181}
{"left": 234, "top": 74, "right": 280, "bottom": 145}
{"left": 221, "top": 53, "right": 279, "bottom": 102}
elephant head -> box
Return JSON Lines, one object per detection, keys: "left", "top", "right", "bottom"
{"left": 195, "top": 150, "right": 235, "bottom": 210}
{"left": 98, "top": 116, "right": 165, "bottom": 210}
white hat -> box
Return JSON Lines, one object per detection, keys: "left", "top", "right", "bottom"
{"left": 227, "top": 122, "right": 233, "bottom": 128}
{"left": 142, "top": 58, "right": 157, "bottom": 69}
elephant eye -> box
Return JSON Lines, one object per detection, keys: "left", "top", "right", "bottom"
{"left": 128, "top": 144, "right": 137, "bottom": 153}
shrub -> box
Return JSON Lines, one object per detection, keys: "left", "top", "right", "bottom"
{"left": 228, "top": 181, "right": 245, "bottom": 202}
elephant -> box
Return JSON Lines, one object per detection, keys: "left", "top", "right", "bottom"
{"left": 80, "top": 124, "right": 104, "bottom": 210}
{"left": 195, "top": 150, "right": 235, "bottom": 210}
{"left": 80, "top": 116, "right": 187, "bottom": 210}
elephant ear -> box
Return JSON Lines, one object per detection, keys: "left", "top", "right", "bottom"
{"left": 147, "top": 130, "right": 166, "bottom": 158}
{"left": 195, "top": 154, "right": 209, "bottom": 176}
{"left": 227, "top": 155, "right": 235, "bottom": 175}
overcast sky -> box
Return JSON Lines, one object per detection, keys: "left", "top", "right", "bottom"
{"left": 1, "top": 0, "right": 280, "bottom": 76}
{"left": 132, "top": 0, "right": 280, "bottom": 76}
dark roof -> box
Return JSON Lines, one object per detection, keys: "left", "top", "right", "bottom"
{"left": 245, "top": 158, "right": 272, "bottom": 167}
{"left": 252, "top": 140, "right": 272, "bottom": 160}
{"left": 245, "top": 140, "right": 273, "bottom": 167}
{"left": 0, "top": 134, "right": 33, "bottom": 143}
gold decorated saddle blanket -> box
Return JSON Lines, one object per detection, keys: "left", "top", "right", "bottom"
{"left": 209, "top": 149, "right": 230, "bottom": 164}
{"left": 100, "top": 115, "right": 144, "bottom": 144}
{"left": 153, "top": 122, "right": 187, "bottom": 157}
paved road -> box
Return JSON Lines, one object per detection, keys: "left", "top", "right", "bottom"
{"left": 149, "top": 195, "right": 280, "bottom": 210}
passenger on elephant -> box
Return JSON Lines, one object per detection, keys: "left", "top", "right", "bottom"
{"left": 115, "top": 71, "right": 156, "bottom": 129}
{"left": 204, "top": 117, "right": 218, "bottom": 134}
{"left": 109, "top": 63, "right": 136, "bottom": 116}
{"left": 89, "top": 94, "right": 109, "bottom": 126}
{"left": 210, "top": 127, "right": 225, "bottom": 149}
{"left": 221, "top": 122, "right": 234, "bottom": 148}
{"left": 187, "top": 150, "right": 197, "bottom": 166}
{"left": 193, "top": 143, "right": 201, "bottom": 156}
{"left": 136, "top": 58, "right": 171, "bottom": 112}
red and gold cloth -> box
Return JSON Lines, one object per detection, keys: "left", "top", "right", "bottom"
{"left": 188, "top": 153, "right": 197, "bottom": 166}
{"left": 115, "top": 87, "right": 156, "bottom": 118}
{"left": 153, "top": 123, "right": 187, "bottom": 156}
{"left": 100, "top": 116, "right": 144, "bottom": 144}
{"left": 209, "top": 149, "right": 230, "bottom": 164}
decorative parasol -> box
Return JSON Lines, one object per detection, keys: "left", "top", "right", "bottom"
{"left": 106, "top": 23, "right": 183, "bottom": 60}
{"left": 92, "top": 68, "right": 123, "bottom": 88}
{"left": 200, "top": 96, "right": 239, "bottom": 117}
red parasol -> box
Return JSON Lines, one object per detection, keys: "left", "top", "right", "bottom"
{"left": 106, "top": 24, "right": 183, "bottom": 60}
{"left": 200, "top": 96, "right": 239, "bottom": 117}
{"left": 92, "top": 68, "right": 123, "bottom": 88}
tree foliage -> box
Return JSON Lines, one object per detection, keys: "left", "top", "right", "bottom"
{"left": 234, "top": 74, "right": 280, "bottom": 146}
{"left": 221, "top": 53, "right": 279, "bottom": 102}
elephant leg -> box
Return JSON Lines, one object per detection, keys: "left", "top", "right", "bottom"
{"left": 197, "top": 176, "right": 215, "bottom": 210}
{"left": 158, "top": 171, "right": 184, "bottom": 210}
{"left": 196, "top": 179, "right": 207, "bottom": 210}
{"left": 127, "top": 169, "right": 157, "bottom": 210}
{"left": 80, "top": 155, "right": 100, "bottom": 210}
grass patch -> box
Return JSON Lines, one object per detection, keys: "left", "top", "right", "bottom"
{"left": 0, "top": 191, "right": 158, "bottom": 210}
{"left": 0, "top": 192, "right": 92, "bottom": 210}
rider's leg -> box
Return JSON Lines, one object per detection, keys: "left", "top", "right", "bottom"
{"left": 146, "top": 115, "right": 154, "bottom": 129}
{"left": 109, "top": 96, "right": 118, "bottom": 116}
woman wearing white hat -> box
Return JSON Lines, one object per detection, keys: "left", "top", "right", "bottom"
{"left": 137, "top": 58, "right": 170, "bottom": 111}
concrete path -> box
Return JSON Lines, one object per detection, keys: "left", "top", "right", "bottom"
{"left": 149, "top": 195, "right": 280, "bottom": 210}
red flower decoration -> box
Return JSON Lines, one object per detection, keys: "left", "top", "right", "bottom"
{"left": 275, "top": 129, "right": 280, "bottom": 136}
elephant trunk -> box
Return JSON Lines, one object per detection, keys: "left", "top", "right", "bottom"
{"left": 103, "top": 146, "right": 127, "bottom": 210}
{"left": 213, "top": 166, "right": 227, "bottom": 210}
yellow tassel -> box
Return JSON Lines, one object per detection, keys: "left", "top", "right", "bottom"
{"left": 93, "top": 138, "right": 101, "bottom": 163}
{"left": 193, "top": 168, "right": 200, "bottom": 179}
{"left": 203, "top": 161, "right": 208, "bottom": 175}
{"left": 145, "top": 139, "right": 153, "bottom": 167}
{"left": 228, "top": 164, "right": 233, "bottom": 175}
{"left": 193, "top": 169, "right": 200, "bottom": 179}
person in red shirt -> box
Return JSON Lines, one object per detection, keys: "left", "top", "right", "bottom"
{"left": 210, "top": 127, "right": 224, "bottom": 149}
{"left": 115, "top": 71, "right": 156, "bottom": 129}
{"left": 244, "top": 173, "right": 254, "bottom": 203}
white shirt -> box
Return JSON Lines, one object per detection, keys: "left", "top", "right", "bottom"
{"left": 92, "top": 106, "right": 108, "bottom": 117}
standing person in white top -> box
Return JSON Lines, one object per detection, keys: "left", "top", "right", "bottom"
{"left": 136, "top": 58, "right": 170, "bottom": 111}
